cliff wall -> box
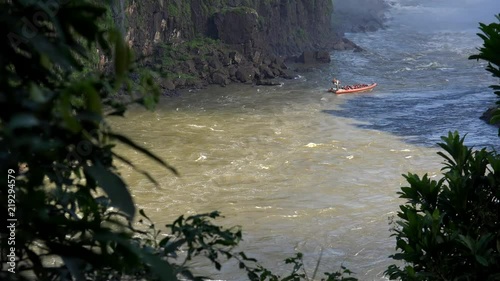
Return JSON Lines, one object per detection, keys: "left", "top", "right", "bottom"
{"left": 110, "top": 0, "right": 383, "bottom": 90}
{"left": 118, "top": 0, "right": 338, "bottom": 59}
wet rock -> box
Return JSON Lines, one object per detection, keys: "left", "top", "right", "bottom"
{"left": 256, "top": 79, "right": 282, "bottom": 86}
{"left": 227, "top": 65, "right": 238, "bottom": 79}
{"left": 480, "top": 107, "right": 500, "bottom": 127}
{"left": 182, "top": 60, "right": 196, "bottom": 73}
{"left": 315, "top": 51, "right": 331, "bottom": 63}
{"left": 273, "top": 56, "right": 287, "bottom": 69}
{"left": 332, "top": 38, "right": 361, "bottom": 51}
{"left": 297, "top": 51, "right": 316, "bottom": 64}
{"left": 219, "top": 51, "right": 232, "bottom": 66}
{"left": 251, "top": 51, "right": 262, "bottom": 64}
{"left": 281, "top": 70, "right": 297, "bottom": 79}
{"left": 235, "top": 65, "right": 256, "bottom": 83}
{"left": 173, "top": 77, "right": 186, "bottom": 88}
{"left": 229, "top": 51, "right": 243, "bottom": 64}
{"left": 259, "top": 65, "right": 276, "bottom": 79}
{"left": 162, "top": 89, "right": 181, "bottom": 97}
{"left": 269, "top": 64, "right": 282, "bottom": 76}
{"left": 207, "top": 56, "right": 222, "bottom": 70}
{"left": 194, "top": 57, "right": 207, "bottom": 70}
{"left": 211, "top": 71, "right": 230, "bottom": 87}
{"left": 160, "top": 78, "right": 175, "bottom": 90}
{"left": 293, "top": 65, "right": 317, "bottom": 73}
{"left": 353, "top": 46, "right": 364, "bottom": 52}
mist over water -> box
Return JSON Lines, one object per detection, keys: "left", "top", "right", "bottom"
{"left": 388, "top": 0, "right": 500, "bottom": 32}
{"left": 113, "top": 1, "right": 500, "bottom": 280}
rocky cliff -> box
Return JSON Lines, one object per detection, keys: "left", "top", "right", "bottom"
{"left": 117, "top": 0, "right": 339, "bottom": 58}
{"left": 110, "top": 0, "right": 376, "bottom": 90}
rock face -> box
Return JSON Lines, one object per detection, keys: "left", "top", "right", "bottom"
{"left": 110, "top": 0, "right": 376, "bottom": 89}
{"left": 332, "top": 0, "right": 388, "bottom": 33}
{"left": 213, "top": 7, "right": 259, "bottom": 46}
{"left": 118, "top": 0, "right": 337, "bottom": 58}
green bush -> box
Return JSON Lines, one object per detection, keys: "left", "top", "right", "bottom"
{"left": 469, "top": 14, "right": 500, "bottom": 129}
{"left": 386, "top": 14, "right": 500, "bottom": 281}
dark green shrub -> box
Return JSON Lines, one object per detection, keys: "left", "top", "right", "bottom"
{"left": 387, "top": 14, "right": 500, "bottom": 281}
{"left": 386, "top": 132, "right": 500, "bottom": 280}
{"left": 469, "top": 14, "right": 500, "bottom": 129}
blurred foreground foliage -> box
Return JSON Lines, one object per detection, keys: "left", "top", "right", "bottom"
{"left": 386, "top": 132, "right": 500, "bottom": 280}
{"left": 0, "top": 1, "right": 356, "bottom": 280}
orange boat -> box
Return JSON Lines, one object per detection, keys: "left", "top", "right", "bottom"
{"left": 328, "top": 83, "right": 377, "bottom": 94}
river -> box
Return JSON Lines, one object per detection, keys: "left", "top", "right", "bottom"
{"left": 110, "top": 0, "right": 500, "bottom": 280}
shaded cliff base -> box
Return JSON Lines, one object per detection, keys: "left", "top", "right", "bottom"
{"left": 148, "top": 37, "right": 296, "bottom": 92}
{"left": 147, "top": 36, "right": 363, "bottom": 93}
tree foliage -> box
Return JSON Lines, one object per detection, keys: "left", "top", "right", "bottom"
{"left": 386, "top": 132, "right": 500, "bottom": 280}
{"left": 469, "top": 14, "right": 500, "bottom": 129}
{"left": 386, "top": 14, "right": 500, "bottom": 281}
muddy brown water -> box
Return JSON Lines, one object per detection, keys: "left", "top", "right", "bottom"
{"left": 110, "top": 81, "right": 443, "bottom": 280}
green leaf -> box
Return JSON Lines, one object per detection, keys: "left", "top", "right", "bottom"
{"left": 106, "top": 108, "right": 126, "bottom": 117}
{"left": 9, "top": 113, "right": 39, "bottom": 128}
{"left": 61, "top": 91, "right": 82, "bottom": 132}
{"left": 29, "top": 84, "right": 47, "bottom": 103}
{"left": 85, "top": 84, "right": 102, "bottom": 114}
{"left": 40, "top": 54, "right": 52, "bottom": 70}
{"left": 109, "top": 28, "right": 131, "bottom": 82}
{"left": 113, "top": 152, "right": 160, "bottom": 186}
{"left": 61, "top": 257, "right": 86, "bottom": 281}
{"left": 475, "top": 255, "right": 489, "bottom": 266}
{"left": 84, "top": 163, "right": 136, "bottom": 219}
{"left": 108, "top": 132, "right": 179, "bottom": 175}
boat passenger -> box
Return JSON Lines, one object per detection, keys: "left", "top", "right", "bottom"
{"left": 332, "top": 78, "right": 340, "bottom": 90}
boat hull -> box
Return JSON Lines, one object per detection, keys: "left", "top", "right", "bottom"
{"left": 328, "top": 83, "right": 377, "bottom": 94}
